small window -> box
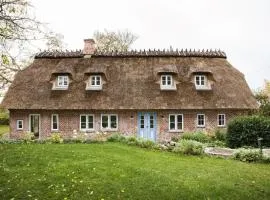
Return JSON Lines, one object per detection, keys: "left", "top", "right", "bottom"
{"left": 51, "top": 114, "right": 59, "bottom": 131}
{"left": 169, "top": 114, "right": 183, "bottom": 131}
{"left": 197, "top": 114, "right": 205, "bottom": 127}
{"left": 218, "top": 114, "right": 226, "bottom": 127}
{"left": 17, "top": 120, "right": 23, "bottom": 130}
{"left": 86, "top": 75, "right": 103, "bottom": 90}
{"left": 101, "top": 114, "right": 118, "bottom": 130}
{"left": 57, "top": 76, "right": 69, "bottom": 87}
{"left": 161, "top": 75, "right": 173, "bottom": 86}
{"left": 160, "top": 74, "right": 176, "bottom": 90}
{"left": 80, "top": 114, "right": 94, "bottom": 131}
{"left": 195, "top": 75, "right": 206, "bottom": 86}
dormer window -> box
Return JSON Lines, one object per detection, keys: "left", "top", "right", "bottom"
{"left": 160, "top": 74, "right": 176, "bottom": 90}
{"left": 86, "top": 75, "right": 103, "bottom": 90}
{"left": 194, "top": 75, "right": 211, "bottom": 90}
{"left": 52, "top": 75, "right": 70, "bottom": 90}
{"left": 57, "top": 76, "right": 69, "bottom": 88}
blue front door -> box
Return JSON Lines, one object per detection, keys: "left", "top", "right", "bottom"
{"left": 138, "top": 112, "right": 157, "bottom": 141}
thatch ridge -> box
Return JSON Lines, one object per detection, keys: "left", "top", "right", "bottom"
{"left": 35, "top": 49, "right": 227, "bottom": 59}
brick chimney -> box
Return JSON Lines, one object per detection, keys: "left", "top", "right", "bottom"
{"left": 83, "top": 39, "right": 96, "bottom": 55}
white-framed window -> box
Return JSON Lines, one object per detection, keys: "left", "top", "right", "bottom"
{"left": 90, "top": 75, "right": 102, "bottom": 86}
{"left": 57, "top": 76, "right": 69, "bottom": 88}
{"left": 160, "top": 74, "right": 176, "bottom": 90}
{"left": 86, "top": 75, "right": 102, "bottom": 90}
{"left": 161, "top": 75, "right": 173, "bottom": 86}
{"left": 195, "top": 75, "right": 206, "bottom": 86}
{"left": 80, "top": 114, "right": 94, "bottom": 131}
{"left": 101, "top": 114, "right": 118, "bottom": 130}
{"left": 17, "top": 120, "right": 23, "bottom": 130}
{"left": 51, "top": 114, "right": 59, "bottom": 131}
{"left": 169, "top": 114, "right": 183, "bottom": 131}
{"left": 197, "top": 114, "right": 205, "bottom": 127}
{"left": 217, "top": 114, "right": 226, "bottom": 127}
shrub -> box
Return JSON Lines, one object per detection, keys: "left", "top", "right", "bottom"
{"left": 227, "top": 115, "right": 270, "bottom": 148}
{"left": 173, "top": 139, "right": 204, "bottom": 155}
{"left": 206, "top": 140, "right": 226, "bottom": 147}
{"left": 126, "top": 136, "right": 138, "bottom": 145}
{"left": 0, "top": 110, "right": 9, "bottom": 125}
{"left": 107, "top": 133, "right": 126, "bottom": 142}
{"left": 50, "top": 132, "right": 63, "bottom": 143}
{"left": 233, "top": 149, "right": 262, "bottom": 162}
{"left": 181, "top": 132, "right": 210, "bottom": 143}
{"left": 21, "top": 132, "right": 34, "bottom": 143}
{"left": 137, "top": 139, "right": 156, "bottom": 149}
{"left": 215, "top": 129, "right": 227, "bottom": 141}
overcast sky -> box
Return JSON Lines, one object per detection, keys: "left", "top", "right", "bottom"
{"left": 33, "top": 0, "right": 270, "bottom": 90}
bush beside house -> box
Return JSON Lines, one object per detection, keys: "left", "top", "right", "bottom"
{"left": 227, "top": 116, "right": 270, "bottom": 148}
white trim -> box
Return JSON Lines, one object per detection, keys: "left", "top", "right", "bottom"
{"left": 217, "top": 114, "right": 226, "bottom": 127}
{"left": 86, "top": 75, "right": 103, "bottom": 90}
{"left": 101, "top": 114, "right": 118, "bottom": 131}
{"left": 197, "top": 114, "right": 205, "bottom": 127}
{"left": 169, "top": 114, "right": 184, "bottom": 132}
{"left": 160, "top": 74, "right": 176, "bottom": 90}
{"left": 29, "top": 114, "right": 41, "bottom": 139}
{"left": 80, "top": 114, "right": 95, "bottom": 131}
{"left": 51, "top": 114, "right": 59, "bottom": 131}
{"left": 16, "top": 120, "right": 23, "bottom": 130}
{"left": 194, "top": 75, "right": 211, "bottom": 90}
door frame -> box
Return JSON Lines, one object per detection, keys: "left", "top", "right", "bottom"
{"left": 137, "top": 112, "right": 157, "bottom": 141}
{"left": 29, "top": 114, "right": 41, "bottom": 139}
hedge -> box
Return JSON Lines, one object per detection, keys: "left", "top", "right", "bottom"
{"left": 227, "top": 115, "right": 270, "bottom": 148}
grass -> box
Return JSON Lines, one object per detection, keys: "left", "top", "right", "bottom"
{"left": 0, "top": 125, "right": 9, "bottom": 137}
{"left": 0, "top": 143, "right": 270, "bottom": 200}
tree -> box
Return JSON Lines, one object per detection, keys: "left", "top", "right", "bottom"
{"left": 93, "top": 29, "right": 138, "bottom": 52}
{"left": 254, "top": 80, "right": 270, "bottom": 117}
{"left": 0, "top": 0, "right": 65, "bottom": 90}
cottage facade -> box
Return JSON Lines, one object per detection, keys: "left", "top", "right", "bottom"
{"left": 2, "top": 39, "right": 258, "bottom": 141}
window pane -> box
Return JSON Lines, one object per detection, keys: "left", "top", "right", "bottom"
{"left": 110, "top": 115, "right": 117, "bottom": 129}
{"left": 140, "top": 115, "right": 144, "bottom": 128}
{"left": 196, "top": 76, "right": 200, "bottom": 85}
{"left": 177, "top": 115, "right": 183, "bottom": 130}
{"left": 218, "top": 114, "right": 225, "bottom": 126}
{"left": 88, "top": 115, "right": 93, "bottom": 129}
{"left": 198, "top": 115, "right": 204, "bottom": 126}
{"left": 102, "top": 115, "right": 108, "bottom": 128}
{"left": 81, "top": 115, "right": 86, "bottom": 129}
{"left": 169, "top": 115, "right": 175, "bottom": 130}
{"left": 150, "top": 115, "right": 154, "bottom": 128}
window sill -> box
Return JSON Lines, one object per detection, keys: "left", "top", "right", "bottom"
{"left": 169, "top": 130, "right": 183, "bottom": 133}
{"left": 217, "top": 125, "right": 226, "bottom": 128}
{"left": 51, "top": 130, "right": 59, "bottom": 132}
{"left": 101, "top": 128, "right": 118, "bottom": 132}
{"left": 80, "top": 129, "right": 95, "bottom": 132}
{"left": 195, "top": 86, "right": 212, "bottom": 91}
{"left": 52, "top": 87, "right": 69, "bottom": 90}
{"left": 197, "top": 125, "right": 205, "bottom": 128}
{"left": 160, "top": 86, "right": 177, "bottom": 91}
{"left": 86, "top": 86, "right": 102, "bottom": 91}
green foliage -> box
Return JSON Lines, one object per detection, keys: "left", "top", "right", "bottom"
{"left": 136, "top": 138, "right": 156, "bottom": 149}
{"left": 181, "top": 132, "right": 211, "bottom": 143}
{"left": 107, "top": 133, "right": 126, "bottom": 142}
{"left": 173, "top": 139, "right": 204, "bottom": 155}
{"left": 21, "top": 131, "right": 34, "bottom": 143}
{"left": 215, "top": 129, "right": 227, "bottom": 142}
{"left": 171, "top": 136, "right": 180, "bottom": 142}
{"left": 206, "top": 140, "right": 226, "bottom": 147}
{"left": 254, "top": 88, "right": 270, "bottom": 117}
{"left": 0, "top": 109, "right": 9, "bottom": 125}
{"left": 233, "top": 149, "right": 262, "bottom": 162}
{"left": 227, "top": 115, "right": 270, "bottom": 148}
{"left": 50, "top": 132, "right": 63, "bottom": 144}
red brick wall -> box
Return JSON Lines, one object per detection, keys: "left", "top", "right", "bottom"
{"left": 9, "top": 109, "right": 247, "bottom": 141}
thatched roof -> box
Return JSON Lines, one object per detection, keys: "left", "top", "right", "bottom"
{"left": 2, "top": 50, "right": 258, "bottom": 110}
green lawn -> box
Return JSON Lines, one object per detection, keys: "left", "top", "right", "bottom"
{"left": 0, "top": 125, "right": 9, "bottom": 137}
{"left": 0, "top": 143, "right": 270, "bottom": 200}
